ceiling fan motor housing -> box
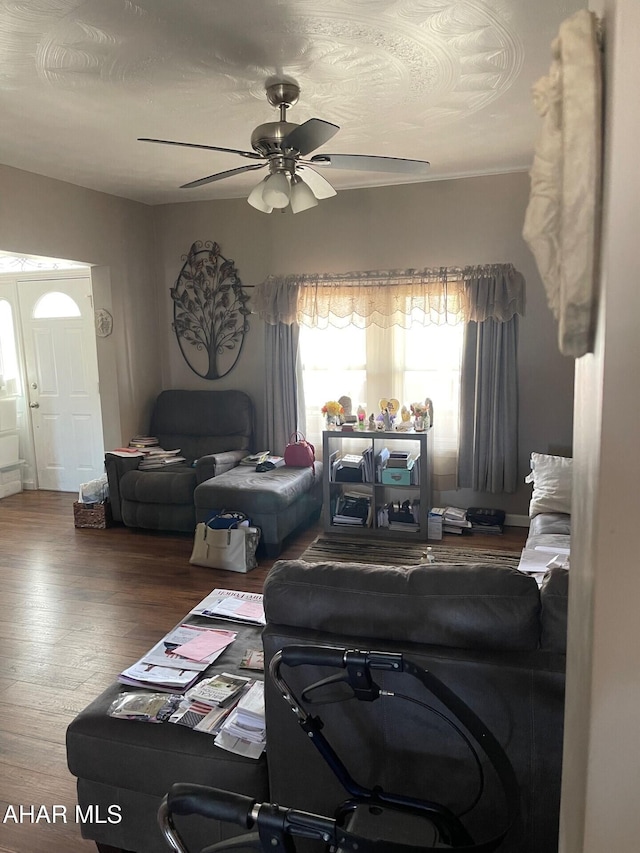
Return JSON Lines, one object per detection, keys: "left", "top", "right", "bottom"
{"left": 250, "top": 121, "right": 300, "bottom": 159}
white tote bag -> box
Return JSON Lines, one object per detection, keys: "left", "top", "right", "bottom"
{"left": 189, "top": 522, "right": 261, "bottom": 573}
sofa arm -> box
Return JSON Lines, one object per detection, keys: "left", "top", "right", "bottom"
{"left": 104, "top": 453, "right": 141, "bottom": 522}
{"left": 196, "top": 449, "right": 246, "bottom": 483}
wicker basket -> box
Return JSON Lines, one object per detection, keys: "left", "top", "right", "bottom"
{"left": 73, "top": 500, "right": 113, "bottom": 529}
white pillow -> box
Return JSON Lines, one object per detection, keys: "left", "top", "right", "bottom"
{"left": 525, "top": 452, "right": 573, "bottom": 517}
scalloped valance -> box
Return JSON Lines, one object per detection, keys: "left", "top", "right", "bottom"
{"left": 254, "top": 264, "right": 525, "bottom": 328}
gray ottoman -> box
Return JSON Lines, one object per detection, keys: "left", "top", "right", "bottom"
{"left": 195, "top": 464, "right": 323, "bottom": 557}
{"left": 66, "top": 621, "right": 268, "bottom": 853}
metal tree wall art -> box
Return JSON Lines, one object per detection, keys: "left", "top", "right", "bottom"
{"left": 172, "top": 240, "right": 250, "bottom": 379}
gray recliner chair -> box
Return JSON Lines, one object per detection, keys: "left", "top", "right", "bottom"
{"left": 105, "top": 389, "right": 254, "bottom": 532}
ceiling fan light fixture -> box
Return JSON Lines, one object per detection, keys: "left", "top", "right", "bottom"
{"left": 247, "top": 178, "right": 273, "bottom": 212}
{"left": 262, "top": 171, "right": 290, "bottom": 208}
{"left": 290, "top": 175, "right": 318, "bottom": 214}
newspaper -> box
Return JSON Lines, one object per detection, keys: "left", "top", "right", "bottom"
{"left": 190, "top": 589, "right": 266, "bottom": 626}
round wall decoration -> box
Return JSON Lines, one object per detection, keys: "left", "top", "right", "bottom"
{"left": 95, "top": 308, "right": 113, "bottom": 337}
{"left": 171, "top": 240, "right": 251, "bottom": 380}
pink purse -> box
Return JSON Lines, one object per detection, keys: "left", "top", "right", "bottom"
{"left": 284, "top": 431, "right": 316, "bottom": 473}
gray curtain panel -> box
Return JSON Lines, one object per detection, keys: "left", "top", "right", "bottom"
{"left": 263, "top": 322, "right": 300, "bottom": 456}
{"left": 458, "top": 316, "right": 519, "bottom": 493}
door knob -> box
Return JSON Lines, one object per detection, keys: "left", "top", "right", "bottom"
{"left": 29, "top": 402, "right": 40, "bottom": 408}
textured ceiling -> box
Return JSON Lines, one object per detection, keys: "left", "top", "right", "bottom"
{"left": 0, "top": 0, "right": 582, "bottom": 205}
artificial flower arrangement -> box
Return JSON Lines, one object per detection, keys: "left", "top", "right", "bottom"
{"left": 410, "top": 402, "right": 427, "bottom": 417}
{"left": 321, "top": 401, "right": 344, "bottom": 417}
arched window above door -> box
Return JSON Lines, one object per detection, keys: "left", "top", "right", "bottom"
{"left": 32, "top": 291, "right": 82, "bottom": 319}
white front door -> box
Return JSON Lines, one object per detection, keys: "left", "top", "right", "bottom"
{"left": 18, "top": 277, "right": 104, "bottom": 492}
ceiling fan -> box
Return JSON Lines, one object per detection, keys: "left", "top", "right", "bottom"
{"left": 139, "top": 80, "right": 430, "bottom": 214}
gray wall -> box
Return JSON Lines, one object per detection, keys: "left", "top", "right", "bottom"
{"left": 154, "top": 170, "right": 574, "bottom": 515}
{"left": 0, "top": 164, "right": 161, "bottom": 446}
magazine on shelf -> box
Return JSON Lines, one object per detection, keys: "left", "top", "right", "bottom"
{"left": 190, "top": 589, "right": 266, "bottom": 626}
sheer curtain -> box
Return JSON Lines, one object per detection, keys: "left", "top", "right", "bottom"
{"left": 299, "top": 322, "right": 463, "bottom": 491}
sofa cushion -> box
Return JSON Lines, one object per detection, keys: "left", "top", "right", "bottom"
{"left": 525, "top": 452, "right": 573, "bottom": 517}
{"left": 151, "top": 389, "right": 253, "bottom": 461}
{"left": 540, "top": 567, "right": 569, "bottom": 652}
{"left": 120, "top": 467, "right": 196, "bottom": 504}
{"left": 264, "top": 560, "right": 541, "bottom": 651}
{"left": 197, "top": 465, "right": 320, "bottom": 515}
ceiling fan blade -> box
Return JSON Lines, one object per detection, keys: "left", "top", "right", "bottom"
{"left": 297, "top": 165, "right": 337, "bottom": 199}
{"left": 309, "top": 153, "right": 431, "bottom": 175}
{"left": 138, "top": 137, "right": 263, "bottom": 160}
{"left": 282, "top": 119, "right": 340, "bottom": 157}
{"left": 180, "top": 162, "right": 267, "bottom": 189}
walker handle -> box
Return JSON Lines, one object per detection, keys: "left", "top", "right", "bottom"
{"left": 167, "top": 784, "right": 255, "bottom": 827}
{"left": 280, "top": 645, "right": 347, "bottom": 668}
{"left": 281, "top": 645, "right": 404, "bottom": 672}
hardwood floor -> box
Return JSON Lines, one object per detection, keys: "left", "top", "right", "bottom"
{"left": 0, "top": 490, "right": 527, "bottom": 853}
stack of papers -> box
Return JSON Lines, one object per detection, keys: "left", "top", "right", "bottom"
{"left": 430, "top": 506, "right": 472, "bottom": 535}
{"left": 190, "top": 589, "right": 266, "bottom": 626}
{"left": 216, "top": 681, "right": 266, "bottom": 759}
{"left": 118, "top": 624, "right": 237, "bottom": 692}
{"left": 517, "top": 545, "right": 570, "bottom": 587}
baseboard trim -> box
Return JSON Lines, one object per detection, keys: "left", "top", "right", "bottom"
{"left": 505, "top": 513, "right": 530, "bottom": 528}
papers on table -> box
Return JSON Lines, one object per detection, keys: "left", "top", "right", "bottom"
{"left": 534, "top": 545, "right": 571, "bottom": 556}
{"left": 517, "top": 546, "right": 570, "bottom": 586}
{"left": 118, "top": 663, "right": 202, "bottom": 692}
{"left": 215, "top": 681, "right": 266, "bottom": 759}
{"left": 140, "top": 625, "right": 237, "bottom": 671}
{"left": 119, "top": 623, "right": 238, "bottom": 691}
{"left": 190, "top": 589, "right": 266, "bottom": 626}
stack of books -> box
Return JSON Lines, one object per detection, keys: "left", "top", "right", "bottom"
{"left": 333, "top": 453, "right": 365, "bottom": 482}
{"left": 127, "top": 435, "right": 186, "bottom": 469}
{"left": 332, "top": 492, "right": 372, "bottom": 527}
{"left": 386, "top": 451, "right": 412, "bottom": 468}
{"left": 429, "top": 506, "right": 472, "bottom": 535}
{"left": 138, "top": 448, "right": 186, "bottom": 469}
{"left": 129, "top": 435, "right": 160, "bottom": 449}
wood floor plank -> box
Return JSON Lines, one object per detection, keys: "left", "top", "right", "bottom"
{"left": 0, "top": 488, "right": 528, "bottom": 853}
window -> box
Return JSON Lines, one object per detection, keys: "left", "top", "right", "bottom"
{"left": 300, "top": 322, "right": 464, "bottom": 484}
{"left": 32, "top": 291, "right": 81, "bottom": 319}
{"left": 0, "top": 299, "right": 21, "bottom": 395}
